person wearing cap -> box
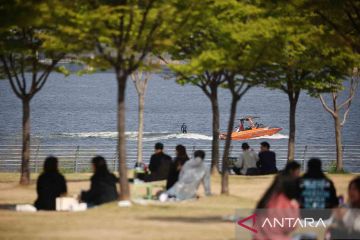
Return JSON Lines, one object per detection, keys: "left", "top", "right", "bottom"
{"left": 233, "top": 142, "right": 259, "bottom": 175}
{"left": 142, "top": 142, "right": 172, "bottom": 182}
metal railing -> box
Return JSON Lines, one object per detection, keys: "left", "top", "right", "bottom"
{"left": 0, "top": 144, "right": 359, "bottom": 173}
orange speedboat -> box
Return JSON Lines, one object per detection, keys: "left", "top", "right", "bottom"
{"left": 219, "top": 116, "right": 282, "bottom": 140}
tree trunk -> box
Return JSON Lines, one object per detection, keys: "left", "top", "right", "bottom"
{"left": 334, "top": 114, "right": 343, "bottom": 171}
{"left": 117, "top": 74, "right": 130, "bottom": 200}
{"left": 287, "top": 91, "right": 299, "bottom": 162}
{"left": 20, "top": 98, "right": 31, "bottom": 185}
{"left": 137, "top": 93, "right": 145, "bottom": 163}
{"left": 210, "top": 91, "right": 220, "bottom": 174}
{"left": 221, "top": 96, "right": 238, "bottom": 195}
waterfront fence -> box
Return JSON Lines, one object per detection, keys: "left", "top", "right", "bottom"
{"left": 0, "top": 144, "right": 359, "bottom": 173}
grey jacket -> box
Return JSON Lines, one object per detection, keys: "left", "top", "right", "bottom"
{"left": 167, "top": 157, "right": 211, "bottom": 200}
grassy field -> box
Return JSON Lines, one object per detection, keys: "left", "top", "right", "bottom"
{"left": 0, "top": 172, "right": 357, "bottom": 240}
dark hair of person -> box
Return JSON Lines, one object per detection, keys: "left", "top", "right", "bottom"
{"left": 176, "top": 145, "right": 189, "bottom": 160}
{"left": 256, "top": 174, "right": 298, "bottom": 209}
{"left": 194, "top": 150, "right": 205, "bottom": 160}
{"left": 155, "top": 142, "right": 164, "bottom": 150}
{"left": 349, "top": 176, "right": 360, "bottom": 193}
{"left": 260, "top": 141, "right": 270, "bottom": 149}
{"left": 92, "top": 156, "right": 110, "bottom": 176}
{"left": 44, "top": 156, "right": 59, "bottom": 173}
{"left": 282, "top": 161, "right": 301, "bottom": 176}
{"left": 304, "top": 158, "right": 325, "bottom": 178}
{"left": 241, "top": 143, "right": 250, "bottom": 150}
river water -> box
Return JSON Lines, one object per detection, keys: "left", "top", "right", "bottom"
{"left": 0, "top": 72, "right": 359, "bottom": 170}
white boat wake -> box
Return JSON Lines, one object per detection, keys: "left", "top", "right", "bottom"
{"left": 251, "top": 133, "right": 289, "bottom": 140}
{"left": 53, "top": 131, "right": 213, "bottom": 141}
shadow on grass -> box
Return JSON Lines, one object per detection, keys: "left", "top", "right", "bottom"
{"left": 0, "top": 204, "right": 16, "bottom": 210}
{"left": 143, "top": 216, "right": 225, "bottom": 224}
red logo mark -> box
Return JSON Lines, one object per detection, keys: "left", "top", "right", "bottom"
{"left": 237, "top": 213, "right": 258, "bottom": 233}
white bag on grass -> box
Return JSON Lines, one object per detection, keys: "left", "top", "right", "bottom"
{"left": 56, "top": 197, "right": 87, "bottom": 212}
{"left": 16, "top": 204, "right": 37, "bottom": 212}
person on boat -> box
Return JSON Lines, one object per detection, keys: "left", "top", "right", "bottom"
{"left": 181, "top": 123, "right": 187, "bottom": 134}
{"left": 140, "top": 142, "right": 172, "bottom": 182}
{"left": 298, "top": 158, "right": 338, "bottom": 219}
{"left": 80, "top": 156, "right": 118, "bottom": 206}
{"left": 166, "top": 145, "right": 190, "bottom": 190}
{"left": 34, "top": 156, "right": 67, "bottom": 210}
{"left": 257, "top": 141, "right": 278, "bottom": 175}
{"left": 160, "top": 150, "right": 211, "bottom": 201}
{"left": 232, "top": 142, "right": 259, "bottom": 175}
{"left": 238, "top": 119, "right": 245, "bottom": 132}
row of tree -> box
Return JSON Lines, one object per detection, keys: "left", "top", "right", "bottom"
{"left": 0, "top": 0, "right": 359, "bottom": 199}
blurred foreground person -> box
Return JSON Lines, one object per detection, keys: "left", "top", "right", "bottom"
{"left": 35, "top": 156, "right": 67, "bottom": 210}
{"left": 80, "top": 156, "right": 118, "bottom": 206}
{"left": 282, "top": 161, "right": 301, "bottom": 178}
{"left": 166, "top": 145, "right": 190, "bottom": 190}
{"left": 255, "top": 172, "right": 300, "bottom": 240}
{"left": 160, "top": 150, "right": 211, "bottom": 201}
{"left": 298, "top": 158, "right": 338, "bottom": 209}
{"left": 326, "top": 176, "right": 360, "bottom": 239}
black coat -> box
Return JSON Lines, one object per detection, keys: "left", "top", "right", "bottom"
{"left": 257, "top": 151, "right": 278, "bottom": 174}
{"left": 81, "top": 173, "right": 118, "bottom": 206}
{"left": 144, "top": 152, "right": 172, "bottom": 182}
{"left": 298, "top": 173, "right": 339, "bottom": 209}
{"left": 298, "top": 172, "right": 339, "bottom": 219}
{"left": 34, "top": 172, "right": 67, "bottom": 210}
{"left": 166, "top": 156, "right": 189, "bottom": 190}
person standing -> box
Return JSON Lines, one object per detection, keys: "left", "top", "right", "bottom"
{"left": 257, "top": 141, "right": 278, "bottom": 175}
{"left": 166, "top": 145, "right": 190, "bottom": 190}
{"left": 233, "top": 142, "right": 258, "bottom": 175}
{"left": 34, "top": 156, "right": 67, "bottom": 210}
{"left": 181, "top": 123, "right": 187, "bottom": 134}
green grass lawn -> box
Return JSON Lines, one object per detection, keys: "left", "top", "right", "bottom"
{"left": 0, "top": 172, "right": 357, "bottom": 240}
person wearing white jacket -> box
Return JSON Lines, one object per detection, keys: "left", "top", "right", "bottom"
{"left": 161, "top": 150, "right": 211, "bottom": 201}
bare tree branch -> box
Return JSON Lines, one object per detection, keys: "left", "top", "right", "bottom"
{"left": 9, "top": 54, "right": 25, "bottom": 95}
{"left": 1, "top": 55, "right": 23, "bottom": 99}
{"left": 319, "top": 94, "right": 336, "bottom": 117}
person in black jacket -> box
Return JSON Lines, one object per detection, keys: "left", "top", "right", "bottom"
{"left": 257, "top": 141, "right": 278, "bottom": 175}
{"left": 166, "top": 145, "right": 189, "bottom": 190}
{"left": 80, "top": 156, "right": 118, "bottom": 206}
{"left": 34, "top": 156, "right": 67, "bottom": 210}
{"left": 141, "top": 142, "right": 172, "bottom": 182}
{"left": 298, "top": 158, "right": 338, "bottom": 219}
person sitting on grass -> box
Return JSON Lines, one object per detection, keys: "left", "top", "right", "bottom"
{"left": 160, "top": 150, "right": 211, "bottom": 201}
{"left": 140, "top": 142, "right": 172, "bottom": 182}
{"left": 257, "top": 141, "right": 278, "bottom": 175}
{"left": 34, "top": 156, "right": 67, "bottom": 210}
{"left": 80, "top": 156, "right": 118, "bottom": 206}
{"left": 232, "top": 142, "right": 258, "bottom": 175}
{"left": 166, "top": 144, "right": 190, "bottom": 190}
